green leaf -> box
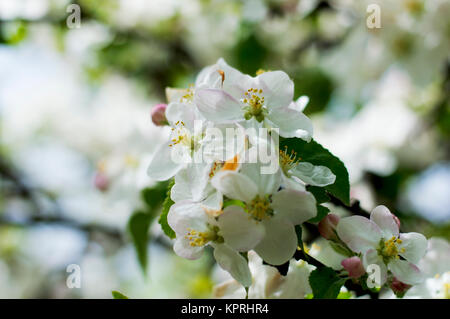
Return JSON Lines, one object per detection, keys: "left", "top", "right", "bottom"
{"left": 223, "top": 199, "right": 246, "bottom": 209}
{"left": 128, "top": 211, "right": 154, "bottom": 275}
{"left": 306, "top": 185, "right": 330, "bottom": 204}
{"left": 280, "top": 137, "right": 350, "bottom": 205}
{"left": 141, "top": 181, "right": 169, "bottom": 210}
{"left": 309, "top": 266, "right": 347, "bottom": 299}
{"left": 158, "top": 179, "right": 176, "bottom": 239}
{"left": 292, "top": 67, "right": 334, "bottom": 115}
{"left": 112, "top": 290, "right": 129, "bottom": 299}
{"left": 329, "top": 241, "right": 353, "bottom": 257}
{"left": 308, "top": 205, "right": 330, "bottom": 223}
{"left": 337, "top": 291, "right": 353, "bottom": 299}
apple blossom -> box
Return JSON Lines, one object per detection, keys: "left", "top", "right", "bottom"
{"left": 194, "top": 59, "right": 313, "bottom": 140}
{"left": 211, "top": 162, "right": 317, "bottom": 265}
{"left": 213, "top": 251, "right": 314, "bottom": 299}
{"left": 336, "top": 205, "right": 427, "bottom": 285}
{"left": 167, "top": 200, "right": 266, "bottom": 287}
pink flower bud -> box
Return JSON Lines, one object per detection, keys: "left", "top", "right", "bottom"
{"left": 390, "top": 277, "right": 411, "bottom": 296}
{"left": 151, "top": 103, "right": 167, "bottom": 126}
{"left": 341, "top": 257, "right": 365, "bottom": 278}
{"left": 318, "top": 214, "right": 340, "bottom": 240}
{"left": 94, "top": 172, "right": 109, "bottom": 192}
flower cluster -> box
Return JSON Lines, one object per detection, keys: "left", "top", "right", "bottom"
{"left": 147, "top": 59, "right": 431, "bottom": 297}
{"left": 147, "top": 58, "right": 335, "bottom": 287}
{"left": 319, "top": 205, "right": 429, "bottom": 296}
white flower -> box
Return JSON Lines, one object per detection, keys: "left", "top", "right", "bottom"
{"left": 211, "top": 162, "right": 316, "bottom": 265}
{"left": 337, "top": 205, "right": 427, "bottom": 286}
{"left": 147, "top": 101, "right": 244, "bottom": 181}
{"left": 389, "top": 237, "right": 450, "bottom": 299}
{"left": 194, "top": 58, "right": 313, "bottom": 140}
{"left": 278, "top": 145, "right": 336, "bottom": 188}
{"left": 213, "top": 251, "right": 314, "bottom": 299}
{"left": 167, "top": 200, "right": 265, "bottom": 287}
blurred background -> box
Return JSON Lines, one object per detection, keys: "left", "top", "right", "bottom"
{"left": 0, "top": 0, "right": 449, "bottom": 298}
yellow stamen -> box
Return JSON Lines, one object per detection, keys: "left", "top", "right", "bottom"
{"left": 168, "top": 121, "right": 193, "bottom": 148}
{"left": 279, "top": 146, "right": 301, "bottom": 175}
{"left": 247, "top": 195, "right": 272, "bottom": 221}
{"left": 184, "top": 228, "right": 214, "bottom": 247}
{"left": 381, "top": 236, "right": 404, "bottom": 259}
{"left": 221, "top": 154, "right": 240, "bottom": 172}
{"left": 180, "top": 85, "right": 194, "bottom": 102}
{"left": 256, "top": 69, "right": 266, "bottom": 75}
{"left": 242, "top": 88, "right": 265, "bottom": 111}
{"left": 217, "top": 69, "right": 225, "bottom": 85}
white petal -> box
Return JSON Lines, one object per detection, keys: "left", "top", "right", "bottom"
{"left": 147, "top": 142, "right": 183, "bottom": 181}
{"left": 213, "top": 280, "right": 247, "bottom": 299}
{"left": 389, "top": 259, "right": 424, "bottom": 285}
{"left": 195, "top": 64, "right": 222, "bottom": 89}
{"left": 170, "top": 169, "right": 192, "bottom": 202}
{"left": 173, "top": 237, "right": 204, "bottom": 260}
{"left": 218, "top": 206, "right": 265, "bottom": 251}
{"left": 254, "top": 216, "right": 297, "bottom": 265}
{"left": 271, "top": 189, "right": 317, "bottom": 225}
{"left": 211, "top": 171, "right": 258, "bottom": 203}
{"left": 165, "top": 87, "right": 189, "bottom": 103}
{"left": 257, "top": 71, "right": 294, "bottom": 108}
{"left": 240, "top": 162, "right": 281, "bottom": 196}
{"left": 201, "top": 190, "right": 223, "bottom": 214}
{"left": 398, "top": 232, "right": 427, "bottom": 264}
{"left": 290, "top": 162, "right": 336, "bottom": 187}
{"left": 370, "top": 205, "right": 399, "bottom": 238}
{"left": 336, "top": 216, "right": 382, "bottom": 253}
{"left": 362, "top": 249, "right": 388, "bottom": 286}
{"left": 275, "top": 260, "right": 313, "bottom": 298}
{"left": 165, "top": 102, "right": 196, "bottom": 129}
{"left": 213, "top": 244, "right": 252, "bottom": 287}
{"left": 217, "top": 58, "right": 254, "bottom": 98}
{"left": 292, "top": 96, "right": 309, "bottom": 112}
{"left": 194, "top": 89, "right": 243, "bottom": 122}
{"left": 201, "top": 126, "right": 244, "bottom": 163}
{"left": 167, "top": 201, "right": 209, "bottom": 235}
{"left": 267, "top": 105, "right": 313, "bottom": 140}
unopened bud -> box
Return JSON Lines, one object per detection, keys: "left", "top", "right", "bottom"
{"left": 318, "top": 214, "right": 340, "bottom": 240}
{"left": 390, "top": 277, "right": 411, "bottom": 297}
{"left": 341, "top": 256, "right": 365, "bottom": 278}
{"left": 94, "top": 172, "right": 109, "bottom": 192}
{"left": 151, "top": 103, "right": 168, "bottom": 126}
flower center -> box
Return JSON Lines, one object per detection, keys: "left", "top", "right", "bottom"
{"left": 242, "top": 88, "right": 267, "bottom": 122}
{"left": 380, "top": 236, "right": 405, "bottom": 260}
{"left": 185, "top": 225, "right": 222, "bottom": 247}
{"left": 279, "top": 146, "right": 300, "bottom": 175}
{"left": 169, "top": 121, "right": 194, "bottom": 149}
{"left": 247, "top": 195, "right": 273, "bottom": 221}
{"left": 180, "top": 85, "right": 194, "bottom": 102}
